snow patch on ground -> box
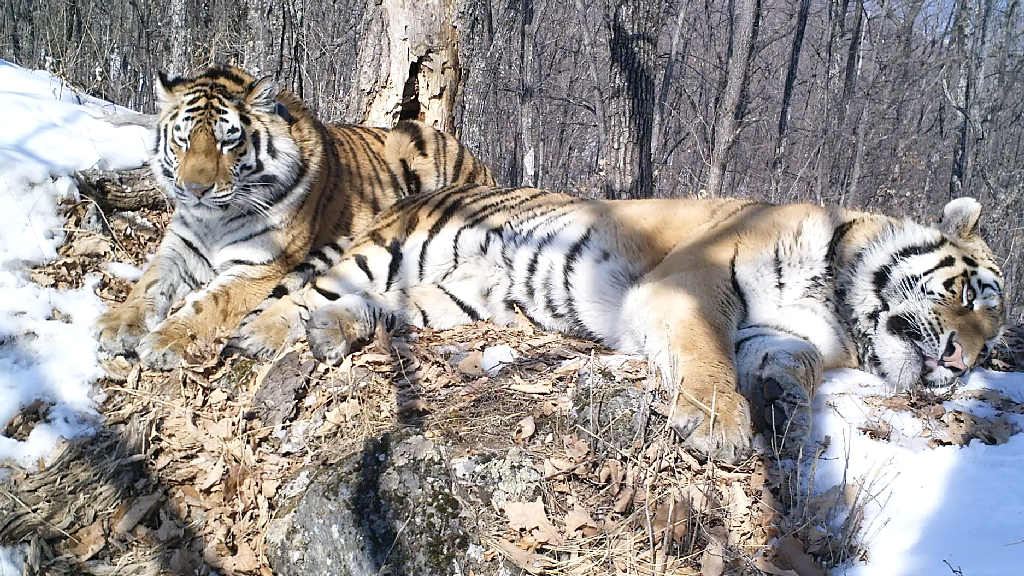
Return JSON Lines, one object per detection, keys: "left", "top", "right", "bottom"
{"left": 0, "top": 59, "right": 150, "bottom": 468}
{"left": 811, "top": 368, "right": 1024, "bottom": 575}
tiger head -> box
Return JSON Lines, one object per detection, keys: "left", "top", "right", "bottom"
{"left": 151, "top": 65, "right": 303, "bottom": 212}
{"left": 855, "top": 198, "right": 1004, "bottom": 390}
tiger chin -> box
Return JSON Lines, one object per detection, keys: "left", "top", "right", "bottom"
{"left": 93, "top": 65, "right": 494, "bottom": 370}
{"left": 233, "top": 186, "right": 1004, "bottom": 464}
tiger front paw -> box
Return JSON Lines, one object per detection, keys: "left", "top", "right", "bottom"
{"left": 669, "top": 392, "right": 753, "bottom": 465}
{"left": 137, "top": 323, "right": 189, "bottom": 370}
{"left": 751, "top": 367, "right": 813, "bottom": 455}
{"left": 94, "top": 304, "right": 149, "bottom": 356}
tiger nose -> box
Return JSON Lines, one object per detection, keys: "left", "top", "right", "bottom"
{"left": 182, "top": 181, "right": 214, "bottom": 198}
{"left": 938, "top": 336, "right": 967, "bottom": 376}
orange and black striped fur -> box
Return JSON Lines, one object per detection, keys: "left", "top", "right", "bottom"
{"left": 93, "top": 65, "right": 494, "bottom": 369}
{"left": 231, "top": 185, "right": 1003, "bottom": 463}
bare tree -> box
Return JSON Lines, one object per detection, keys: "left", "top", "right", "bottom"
{"left": 705, "top": 0, "right": 759, "bottom": 197}
{"left": 603, "top": 0, "right": 664, "bottom": 199}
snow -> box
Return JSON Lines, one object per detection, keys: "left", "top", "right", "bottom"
{"left": 0, "top": 545, "right": 25, "bottom": 576}
{"left": 811, "top": 368, "right": 1024, "bottom": 575}
{"left": 0, "top": 60, "right": 150, "bottom": 469}
{"left": 0, "top": 59, "right": 1022, "bottom": 575}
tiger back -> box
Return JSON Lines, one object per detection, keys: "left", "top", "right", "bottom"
{"left": 93, "top": 65, "right": 494, "bottom": 369}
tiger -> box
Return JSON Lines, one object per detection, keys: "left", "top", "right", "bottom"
{"left": 229, "top": 185, "right": 1004, "bottom": 463}
{"left": 93, "top": 65, "right": 494, "bottom": 370}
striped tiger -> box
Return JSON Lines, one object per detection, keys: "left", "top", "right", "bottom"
{"left": 93, "top": 65, "right": 494, "bottom": 369}
{"left": 232, "top": 185, "right": 1004, "bottom": 463}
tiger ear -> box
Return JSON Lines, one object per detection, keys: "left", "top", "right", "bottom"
{"left": 156, "top": 71, "right": 178, "bottom": 107}
{"left": 939, "top": 197, "right": 983, "bottom": 242}
{"left": 247, "top": 76, "right": 280, "bottom": 113}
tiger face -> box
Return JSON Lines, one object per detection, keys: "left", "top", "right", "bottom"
{"left": 152, "top": 67, "right": 301, "bottom": 211}
{"left": 853, "top": 198, "right": 1004, "bottom": 390}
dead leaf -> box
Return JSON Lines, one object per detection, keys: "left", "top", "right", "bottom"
{"left": 71, "top": 521, "right": 105, "bottom": 560}
{"left": 613, "top": 487, "right": 634, "bottom": 513}
{"left": 326, "top": 398, "right": 361, "bottom": 424}
{"left": 775, "top": 535, "right": 825, "bottom": 576}
{"left": 753, "top": 554, "right": 800, "bottom": 576}
{"left": 934, "top": 410, "right": 1018, "bottom": 446}
{"left": 113, "top": 492, "right": 163, "bottom": 535}
{"left": 699, "top": 525, "right": 727, "bottom": 576}
{"left": 197, "top": 458, "right": 226, "bottom": 491}
{"left": 858, "top": 419, "right": 892, "bottom": 441}
{"left": 505, "top": 498, "right": 564, "bottom": 545}
{"left": 509, "top": 381, "right": 553, "bottom": 394}
{"left": 564, "top": 504, "right": 598, "bottom": 537}
{"left": 29, "top": 270, "right": 54, "bottom": 287}
{"left": 495, "top": 539, "right": 555, "bottom": 575}
{"left": 562, "top": 434, "right": 589, "bottom": 461}
{"left": 458, "top": 351, "right": 485, "bottom": 377}
{"left": 514, "top": 416, "right": 536, "bottom": 443}
{"left": 225, "top": 541, "right": 261, "bottom": 572}
{"left": 652, "top": 498, "right": 688, "bottom": 544}
{"left": 69, "top": 234, "right": 111, "bottom": 256}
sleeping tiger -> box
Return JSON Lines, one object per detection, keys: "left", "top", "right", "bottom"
{"left": 93, "top": 65, "right": 494, "bottom": 369}
{"left": 230, "top": 185, "right": 1004, "bottom": 463}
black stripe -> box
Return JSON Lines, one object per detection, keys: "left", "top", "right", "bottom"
{"left": 230, "top": 222, "right": 276, "bottom": 244}
{"left": 872, "top": 240, "right": 948, "bottom": 294}
{"left": 270, "top": 285, "right": 289, "bottom": 299}
{"left": 219, "top": 258, "right": 272, "bottom": 270}
{"left": 314, "top": 285, "right": 341, "bottom": 301}
{"left": 525, "top": 233, "right": 558, "bottom": 300}
{"left": 438, "top": 285, "right": 482, "bottom": 322}
{"left": 177, "top": 234, "right": 213, "bottom": 270}
{"left": 773, "top": 242, "right": 784, "bottom": 292}
{"left": 354, "top": 254, "right": 374, "bottom": 282}
{"left": 385, "top": 238, "right": 405, "bottom": 291}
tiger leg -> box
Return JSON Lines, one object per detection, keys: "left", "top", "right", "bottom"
{"left": 307, "top": 281, "right": 499, "bottom": 365}
{"left": 137, "top": 264, "right": 287, "bottom": 369}
{"left": 94, "top": 245, "right": 210, "bottom": 356}
{"left": 734, "top": 329, "right": 822, "bottom": 455}
{"left": 625, "top": 271, "right": 753, "bottom": 464}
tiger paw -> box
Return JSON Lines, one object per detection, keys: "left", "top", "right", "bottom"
{"left": 137, "top": 325, "right": 188, "bottom": 370}
{"left": 305, "top": 298, "right": 378, "bottom": 366}
{"left": 753, "top": 370, "right": 812, "bottom": 455}
{"left": 669, "top": 393, "right": 753, "bottom": 465}
{"left": 94, "top": 304, "right": 149, "bottom": 356}
{"left": 223, "top": 302, "right": 308, "bottom": 361}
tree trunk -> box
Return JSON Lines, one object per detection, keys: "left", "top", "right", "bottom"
{"left": 705, "top": 0, "right": 758, "bottom": 197}
{"left": 361, "top": 0, "right": 462, "bottom": 130}
{"left": 771, "top": 0, "right": 810, "bottom": 197}
{"left": 604, "top": 0, "right": 663, "bottom": 200}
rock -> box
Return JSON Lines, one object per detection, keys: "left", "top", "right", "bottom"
{"left": 266, "top": 432, "right": 517, "bottom": 576}
{"left": 574, "top": 368, "right": 656, "bottom": 454}
{"left": 250, "top": 352, "right": 314, "bottom": 429}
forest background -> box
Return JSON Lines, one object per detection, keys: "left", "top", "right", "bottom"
{"left": 3, "top": 0, "right": 1022, "bottom": 318}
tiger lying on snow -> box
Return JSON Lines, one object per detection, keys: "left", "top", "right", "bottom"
{"left": 229, "top": 185, "right": 1004, "bottom": 463}
{"left": 93, "top": 65, "right": 494, "bottom": 369}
